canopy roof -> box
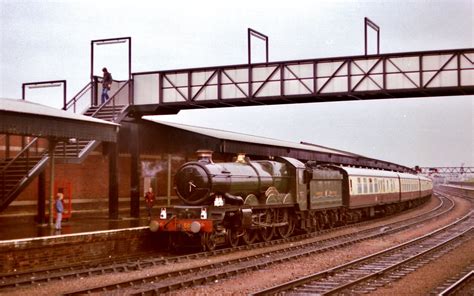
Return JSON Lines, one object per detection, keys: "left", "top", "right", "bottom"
{"left": 0, "top": 98, "right": 118, "bottom": 142}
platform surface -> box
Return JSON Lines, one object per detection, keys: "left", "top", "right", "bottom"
{"left": 0, "top": 213, "right": 152, "bottom": 241}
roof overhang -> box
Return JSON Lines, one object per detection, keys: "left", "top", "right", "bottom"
{"left": 0, "top": 99, "right": 119, "bottom": 142}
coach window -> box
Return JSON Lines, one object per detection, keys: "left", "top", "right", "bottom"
{"left": 363, "top": 178, "right": 368, "bottom": 193}
{"left": 357, "top": 177, "right": 362, "bottom": 193}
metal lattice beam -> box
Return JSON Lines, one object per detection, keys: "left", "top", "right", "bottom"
{"left": 420, "top": 167, "right": 474, "bottom": 175}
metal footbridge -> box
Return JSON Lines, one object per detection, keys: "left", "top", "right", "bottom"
{"left": 131, "top": 47, "right": 474, "bottom": 115}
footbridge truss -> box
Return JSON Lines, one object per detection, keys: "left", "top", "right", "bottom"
{"left": 131, "top": 48, "right": 474, "bottom": 115}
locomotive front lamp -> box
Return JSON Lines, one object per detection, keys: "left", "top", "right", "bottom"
{"left": 200, "top": 208, "right": 208, "bottom": 219}
{"left": 190, "top": 221, "right": 202, "bottom": 233}
{"left": 160, "top": 207, "right": 167, "bottom": 219}
{"left": 149, "top": 220, "right": 160, "bottom": 232}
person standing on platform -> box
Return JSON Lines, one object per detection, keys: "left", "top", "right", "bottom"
{"left": 55, "top": 193, "right": 64, "bottom": 230}
{"left": 101, "top": 67, "right": 113, "bottom": 104}
{"left": 145, "top": 187, "right": 155, "bottom": 219}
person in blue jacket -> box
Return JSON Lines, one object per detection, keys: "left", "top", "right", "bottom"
{"left": 55, "top": 193, "right": 64, "bottom": 230}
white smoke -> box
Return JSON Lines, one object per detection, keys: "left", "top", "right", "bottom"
{"left": 141, "top": 161, "right": 165, "bottom": 177}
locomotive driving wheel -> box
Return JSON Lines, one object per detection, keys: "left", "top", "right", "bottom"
{"left": 259, "top": 209, "right": 275, "bottom": 242}
{"left": 201, "top": 232, "right": 217, "bottom": 251}
{"left": 227, "top": 229, "right": 240, "bottom": 248}
{"left": 241, "top": 229, "right": 258, "bottom": 245}
{"left": 276, "top": 208, "right": 294, "bottom": 238}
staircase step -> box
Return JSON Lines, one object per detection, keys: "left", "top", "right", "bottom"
{"left": 84, "top": 105, "right": 125, "bottom": 114}
{"left": 1, "top": 175, "right": 27, "bottom": 181}
{"left": 1, "top": 157, "right": 43, "bottom": 165}
{"left": 55, "top": 147, "right": 88, "bottom": 153}
{"left": 2, "top": 168, "right": 37, "bottom": 175}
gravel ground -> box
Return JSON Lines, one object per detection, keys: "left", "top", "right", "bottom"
{"left": 174, "top": 195, "right": 472, "bottom": 295}
{"left": 2, "top": 195, "right": 471, "bottom": 296}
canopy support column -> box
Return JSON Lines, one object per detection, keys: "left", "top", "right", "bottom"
{"left": 130, "top": 123, "right": 140, "bottom": 218}
{"left": 108, "top": 142, "right": 119, "bottom": 219}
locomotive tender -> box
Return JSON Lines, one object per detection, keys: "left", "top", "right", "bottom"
{"left": 150, "top": 151, "right": 432, "bottom": 250}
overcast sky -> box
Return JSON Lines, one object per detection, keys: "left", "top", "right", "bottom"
{"left": 1, "top": 0, "right": 473, "bottom": 168}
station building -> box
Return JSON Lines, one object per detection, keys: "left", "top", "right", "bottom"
{"left": 0, "top": 99, "right": 413, "bottom": 223}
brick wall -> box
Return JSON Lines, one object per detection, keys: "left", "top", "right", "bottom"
{"left": 1, "top": 149, "right": 187, "bottom": 217}
{"left": 0, "top": 228, "right": 160, "bottom": 273}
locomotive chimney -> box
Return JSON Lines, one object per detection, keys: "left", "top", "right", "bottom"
{"left": 196, "top": 150, "right": 214, "bottom": 164}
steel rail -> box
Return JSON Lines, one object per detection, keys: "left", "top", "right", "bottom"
{"left": 323, "top": 216, "right": 472, "bottom": 295}
{"left": 0, "top": 196, "right": 436, "bottom": 289}
{"left": 62, "top": 194, "right": 452, "bottom": 295}
{"left": 0, "top": 194, "right": 441, "bottom": 292}
{"left": 438, "top": 270, "right": 474, "bottom": 295}
{"left": 253, "top": 194, "right": 471, "bottom": 295}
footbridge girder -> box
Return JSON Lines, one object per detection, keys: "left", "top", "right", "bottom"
{"left": 130, "top": 48, "right": 474, "bottom": 115}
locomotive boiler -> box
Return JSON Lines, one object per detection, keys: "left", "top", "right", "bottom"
{"left": 174, "top": 151, "right": 293, "bottom": 206}
{"left": 150, "top": 151, "right": 432, "bottom": 251}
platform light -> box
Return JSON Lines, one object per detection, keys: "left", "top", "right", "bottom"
{"left": 28, "top": 83, "right": 62, "bottom": 89}
{"left": 249, "top": 30, "right": 267, "bottom": 41}
{"left": 96, "top": 39, "right": 127, "bottom": 46}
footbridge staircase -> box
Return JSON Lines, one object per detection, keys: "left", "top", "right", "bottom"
{"left": 0, "top": 79, "right": 131, "bottom": 212}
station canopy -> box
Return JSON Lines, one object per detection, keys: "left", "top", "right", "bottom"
{"left": 0, "top": 98, "right": 118, "bottom": 142}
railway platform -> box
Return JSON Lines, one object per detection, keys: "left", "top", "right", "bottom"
{"left": 0, "top": 212, "right": 159, "bottom": 274}
{"left": 0, "top": 213, "right": 151, "bottom": 241}
{"left": 439, "top": 184, "right": 474, "bottom": 199}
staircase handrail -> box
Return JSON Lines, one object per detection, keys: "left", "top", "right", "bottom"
{"left": 63, "top": 81, "right": 93, "bottom": 112}
{"left": 1, "top": 138, "right": 41, "bottom": 174}
{"left": 1, "top": 137, "right": 43, "bottom": 203}
{"left": 91, "top": 79, "right": 131, "bottom": 122}
{"left": 0, "top": 153, "right": 49, "bottom": 212}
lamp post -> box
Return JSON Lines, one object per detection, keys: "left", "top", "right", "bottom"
{"left": 90, "top": 37, "right": 131, "bottom": 105}
{"left": 364, "top": 17, "right": 380, "bottom": 55}
{"left": 247, "top": 28, "right": 269, "bottom": 98}
{"left": 22, "top": 80, "right": 67, "bottom": 109}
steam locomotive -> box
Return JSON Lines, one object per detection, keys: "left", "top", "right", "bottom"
{"left": 150, "top": 151, "right": 432, "bottom": 251}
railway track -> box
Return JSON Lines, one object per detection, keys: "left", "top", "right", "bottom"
{"left": 59, "top": 193, "right": 456, "bottom": 295}
{"left": 0, "top": 194, "right": 439, "bottom": 291}
{"left": 438, "top": 270, "right": 474, "bottom": 295}
{"left": 254, "top": 210, "right": 473, "bottom": 295}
